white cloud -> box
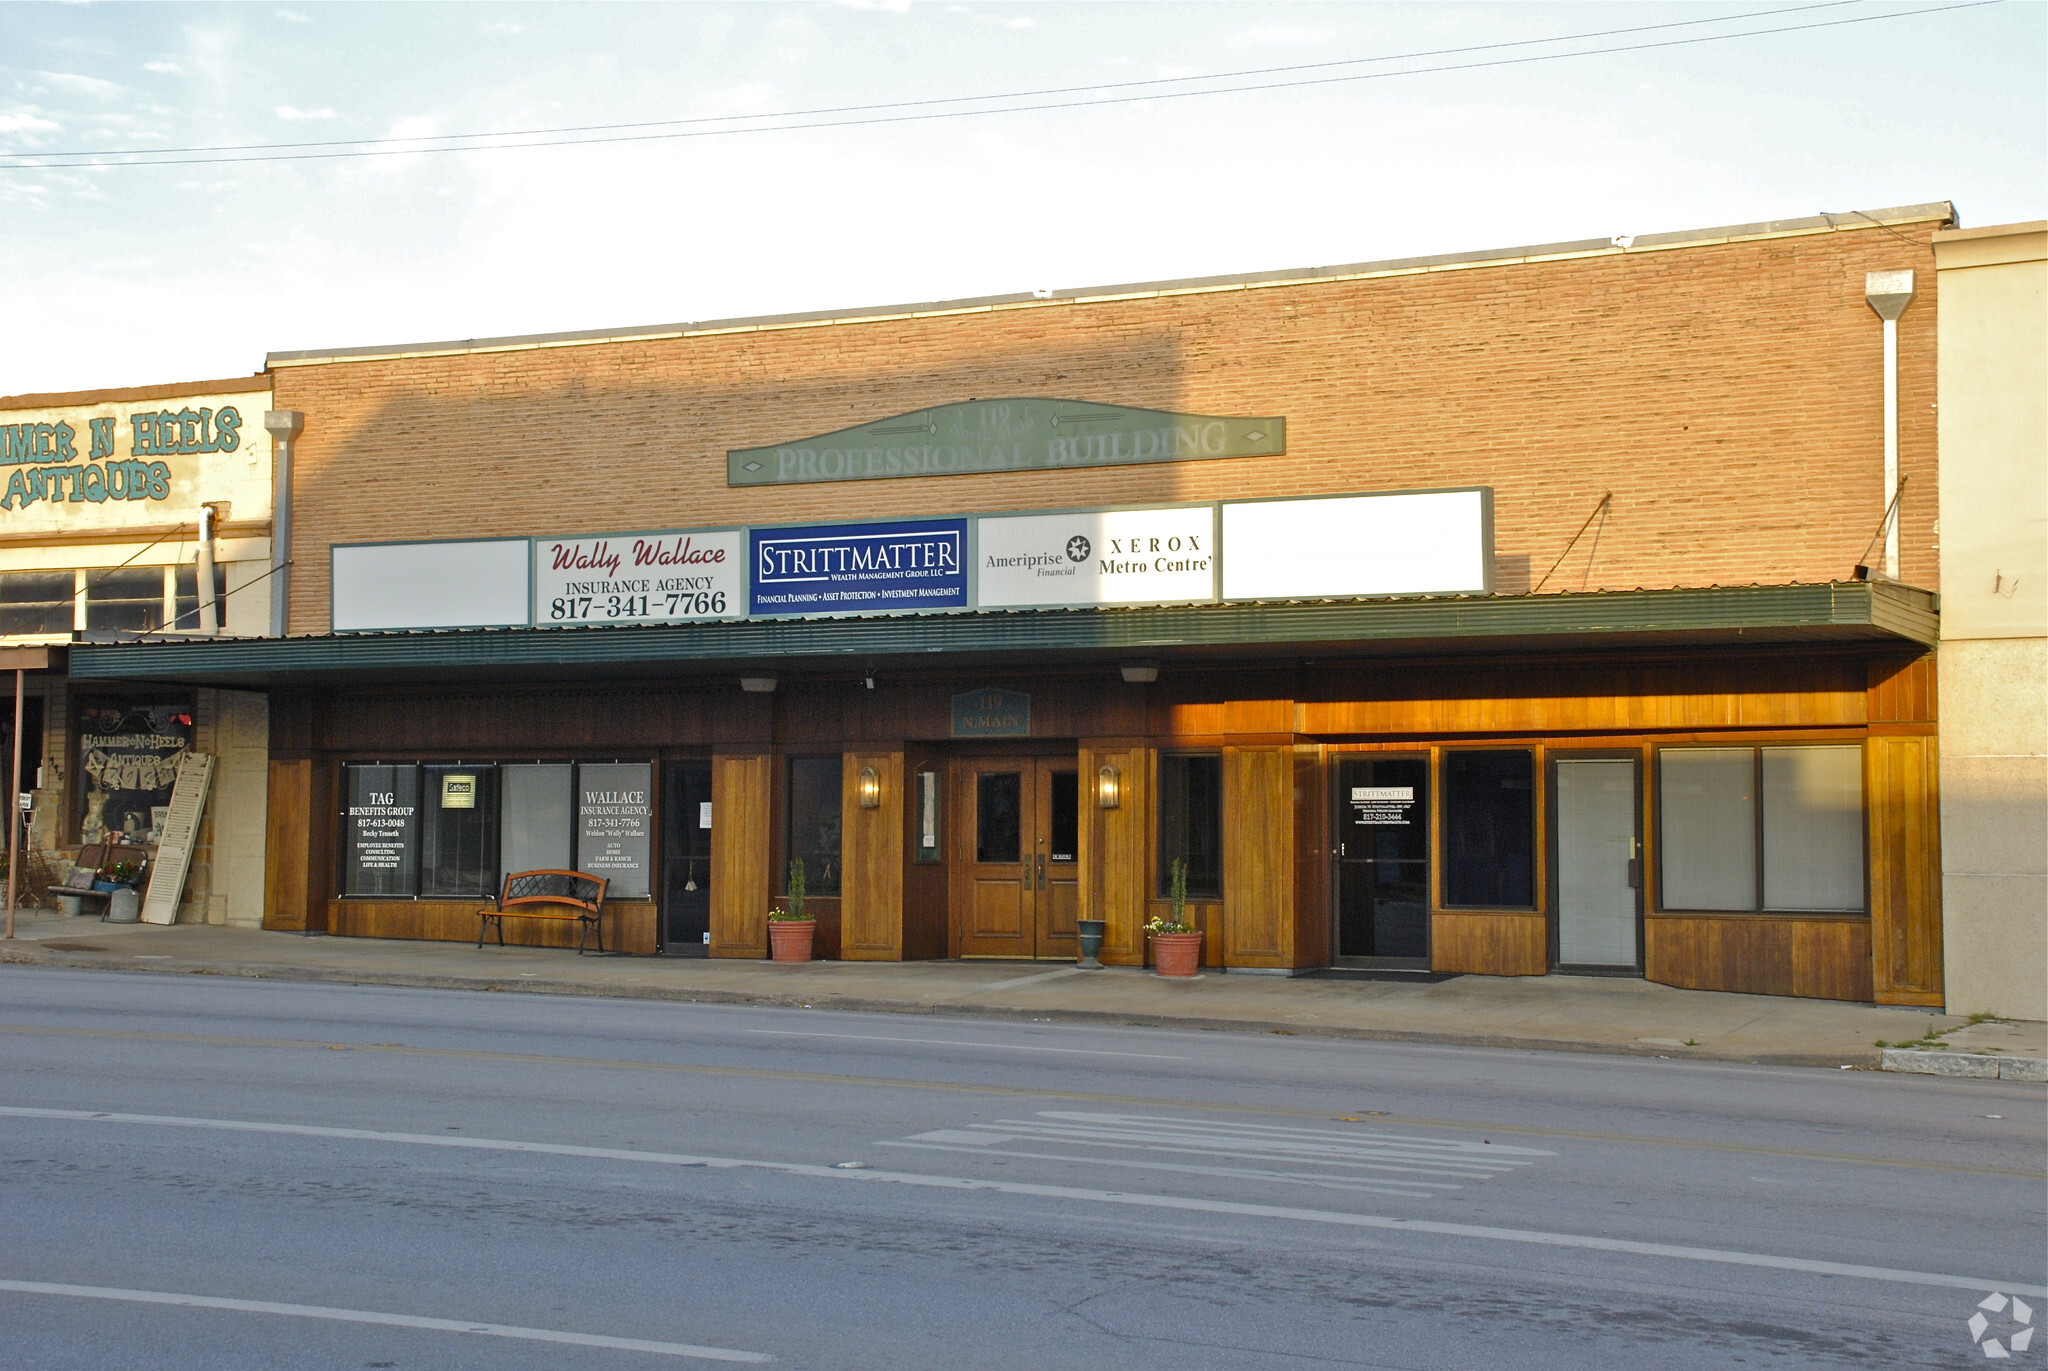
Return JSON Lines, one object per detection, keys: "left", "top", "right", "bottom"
{"left": 36, "top": 71, "right": 127, "bottom": 99}
{"left": 0, "top": 109, "right": 62, "bottom": 135}
{"left": 829, "top": 0, "right": 911, "bottom": 11}
{"left": 142, "top": 61, "right": 184, "bottom": 76}
{"left": 1230, "top": 26, "right": 1333, "bottom": 47}
{"left": 275, "top": 105, "right": 337, "bottom": 121}
{"left": 275, "top": 9, "right": 312, "bottom": 23}
{"left": 479, "top": 21, "right": 524, "bottom": 36}
{"left": 981, "top": 15, "right": 1035, "bottom": 29}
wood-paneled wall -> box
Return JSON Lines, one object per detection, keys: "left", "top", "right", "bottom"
{"left": 1869, "top": 734, "right": 1943, "bottom": 1005}
{"left": 328, "top": 898, "right": 658, "bottom": 955}
{"left": 841, "top": 749, "right": 904, "bottom": 961}
{"left": 1222, "top": 745, "right": 1295, "bottom": 968}
{"left": 709, "top": 751, "right": 772, "bottom": 958}
{"left": 262, "top": 759, "right": 313, "bottom": 931}
{"left": 1645, "top": 914, "right": 1873, "bottom": 1001}
{"left": 1080, "top": 741, "right": 1150, "bottom": 967}
{"left": 1433, "top": 911, "right": 1548, "bottom": 976}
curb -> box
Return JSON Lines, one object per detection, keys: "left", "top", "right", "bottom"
{"left": 1880, "top": 1049, "right": 2047, "bottom": 1082}
{"left": 3, "top": 948, "right": 1882, "bottom": 1069}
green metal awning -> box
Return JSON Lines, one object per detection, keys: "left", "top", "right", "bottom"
{"left": 65, "top": 581, "right": 1937, "bottom": 689}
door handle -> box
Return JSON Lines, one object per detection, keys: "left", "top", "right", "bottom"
{"left": 1627, "top": 858, "right": 1642, "bottom": 889}
{"left": 1036, "top": 854, "right": 1046, "bottom": 890}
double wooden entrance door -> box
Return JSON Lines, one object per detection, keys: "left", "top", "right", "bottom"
{"left": 951, "top": 757, "right": 1080, "bottom": 959}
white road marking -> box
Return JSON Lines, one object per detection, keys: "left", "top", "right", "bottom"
{"left": 745, "top": 1029, "right": 1185, "bottom": 1060}
{"left": 0, "top": 1278, "right": 767, "bottom": 1362}
{"left": 881, "top": 1141, "right": 1455, "bottom": 1199}
{"left": 5, "top": 1105, "right": 2041, "bottom": 1299}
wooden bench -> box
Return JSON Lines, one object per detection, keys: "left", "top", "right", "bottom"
{"left": 477, "top": 870, "right": 610, "bottom": 954}
{"left": 48, "top": 842, "right": 151, "bottom": 915}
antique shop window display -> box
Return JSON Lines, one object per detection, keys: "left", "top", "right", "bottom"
{"left": 786, "top": 757, "right": 843, "bottom": 896}
{"left": 73, "top": 700, "right": 192, "bottom": 844}
{"left": 1658, "top": 745, "right": 1866, "bottom": 913}
{"left": 1156, "top": 754, "right": 1222, "bottom": 899}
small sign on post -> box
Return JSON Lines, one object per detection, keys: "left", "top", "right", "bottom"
{"left": 140, "top": 753, "right": 215, "bottom": 926}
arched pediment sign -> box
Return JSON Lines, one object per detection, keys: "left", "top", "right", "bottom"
{"left": 727, "top": 398, "right": 1285, "bottom": 487}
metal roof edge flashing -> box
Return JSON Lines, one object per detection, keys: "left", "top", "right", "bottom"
{"left": 67, "top": 582, "right": 1938, "bottom": 685}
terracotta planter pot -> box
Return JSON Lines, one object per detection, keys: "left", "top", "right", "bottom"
{"left": 768, "top": 918, "right": 816, "bottom": 963}
{"left": 1151, "top": 931, "right": 1203, "bottom": 978}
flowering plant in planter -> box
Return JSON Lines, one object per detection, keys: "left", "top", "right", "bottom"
{"left": 1147, "top": 859, "right": 1202, "bottom": 977}
{"left": 102, "top": 860, "right": 146, "bottom": 888}
{"left": 767, "top": 859, "right": 816, "bottom": 962}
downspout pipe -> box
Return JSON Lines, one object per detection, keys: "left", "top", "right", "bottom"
{"left": 1864, "top": 271, "right": 1916, "bottom": 581}
{"left": 195, "top": 502, "right": 219, "bottom": 634}
{"left": 262, "top": 410, "right": 304, "bottom": 637}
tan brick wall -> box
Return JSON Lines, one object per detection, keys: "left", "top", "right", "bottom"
{"left": 274, "top": 219, "right": 1940, "bottom": 635}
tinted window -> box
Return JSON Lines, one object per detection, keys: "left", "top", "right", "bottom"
{"left": 1442, "top": 750, "right": 1535, "bottom": 908}
{"left": 1157, "top": 754, "right": 1223, "bottom": 898}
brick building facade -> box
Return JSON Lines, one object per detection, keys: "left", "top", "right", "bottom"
{"left": 69, "top": 202, "right": 1958, "bottom": 1003}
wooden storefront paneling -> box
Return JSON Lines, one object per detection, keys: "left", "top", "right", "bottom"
{"left": 1297, "top": 656, "right": 1867, "bottom": 737}
{"left": 1222, "top": 745, "right": 1294, "bottom": 969}
{"left": 841, "top": 749, "right": 904, "bottom": 961}
{"left": 1868, "top": 655, "right": 1938, "bottom": 726}
{"left": 261, "top": 758, "right": 312, "bottom": 931}
{"left": 1432, "top": 912, "right": 1548, "bottom": 976}
{"left": 1080, "top": 742, "right": 1150, "bottom": 966}
{"left": 709, "top": 750, "right": 772, "bottom": 959}
{"left": 1645, "top": 914, "right": 1873, "bottom": 1001}
{"left": 328, "top": 898, "right": 657, "bottom": 954}
{"left": 901, "top": 747, "right": 949, "bottom": 960}
{"left": 1869, "top": 734, "right": 1944, "bottom": 1005}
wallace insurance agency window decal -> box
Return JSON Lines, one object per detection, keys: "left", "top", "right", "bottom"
{"left": 726, "top": 398, "right": 1285, "bottom": 487}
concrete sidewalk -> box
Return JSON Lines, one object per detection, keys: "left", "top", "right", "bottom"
{"left": 3, "top": 909, "right": 2043, "bottom": 1073}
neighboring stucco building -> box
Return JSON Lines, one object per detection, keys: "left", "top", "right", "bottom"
{"left": 0, "top": 376, "right": 279, "bottom": 926}
{"left": 1933, "top": 221, "right": 2048, "bottom": 1020}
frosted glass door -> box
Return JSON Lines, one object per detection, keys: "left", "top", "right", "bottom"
{"left": 1556, "top": 760, "right": 1639, "bottom": 967}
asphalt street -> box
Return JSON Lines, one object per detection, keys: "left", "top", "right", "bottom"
{"left": 1, "top": 967, "right": 2042, "bottom": 1369}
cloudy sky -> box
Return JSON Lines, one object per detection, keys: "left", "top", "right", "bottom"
{"left": 1, "top": 1, "right": 2041, "bottom": 395}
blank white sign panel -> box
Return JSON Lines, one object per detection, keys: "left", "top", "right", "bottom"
{"left": 332, "top": 540, "right": 531, "bottom": 631}
{"left": 1221, "top": 489, "right": 1491, "bottom": 600}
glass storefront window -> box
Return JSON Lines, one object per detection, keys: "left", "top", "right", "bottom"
{"left": 85, "top": 567, "right": 166, "bottom": 633}
{"left": 1659, "top": 745, "right": 1864, "bottom": 913}
{"left": 975, "top": 771, "right": 1021, "bottom": 864}
{"left": 500, "top": 764, "right": 573, "bottom": 874}
{"left": 1762, "top": 746, "right": 1865, "bottom": 911}
{"left": 1659, "top": 749, "right": 1758, "bottom": 911}
{"left": 421, "top": 765, "right": 498, "bottom": 898}
{"left": 1441, "top": 750, "right": 1535, "bottom": 908}
{"left": 1156, "top": 754, "right": 1222, "bottom": 898}
{"left": 342, "top": 764, "right": 420, "bottom": 897}
{"left": 578, "top": 763, "right": 653, "bottom": 899}
{"left": 786, "top": 757, "right": 842, "bottom": 896}
{"left": 0, "top": 571, "right": 75, "bottom": 635}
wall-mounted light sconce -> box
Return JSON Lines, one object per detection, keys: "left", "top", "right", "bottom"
{"left": 858, "top": 765, "right": 882, "bottom": 809}
{"left": 1120, "top": 663, "right": 1159, "bottom": 683}
{"left": 740, "top": 676, "right": 777, "bottom": 693}
{"left": 1096, "top": 763, "right": 1122, "bottom": 810}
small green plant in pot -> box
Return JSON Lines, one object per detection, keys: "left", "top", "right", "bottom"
{"left": 1146, "top": 858, "right": 1202, "bottom": 977}
{"left": 768, "top": 858, "right": 816, "bottom": 962}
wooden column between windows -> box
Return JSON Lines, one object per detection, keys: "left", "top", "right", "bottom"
{"left": 1869, "top": 734, "right": 1944, "bottom": 1005}
{"left": 1222, "top": 744, "right": 1297, "bottom": 969}
{"left": 841, "top": 749, "right": 905, "bottom": 961}
{"left": 262, "top": 758, "right": 313, "bottom": 930}
{"left": 709, "top": 750, "right": 772, "bottom": 958}
{"left": 1079, "top": 741, "right": 1149, "bottom": 966}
